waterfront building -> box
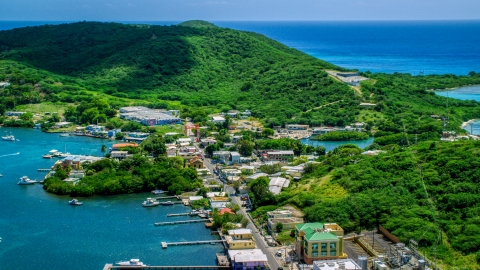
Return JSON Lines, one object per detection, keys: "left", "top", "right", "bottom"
{"left": 225, "top": 229, "right": 256, "bottom": 250}
{"left": 286, "top": 124, "right": 309, "bottom": 131}
{"left": 228, "top": 249, "right": 268, "bottom": 270}
{"left": 295, "top": 223, "right": 346, "bottom": 264}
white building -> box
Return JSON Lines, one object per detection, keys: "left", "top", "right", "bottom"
{"left": 312, "top": 259, "right": 362, "bottom": 270}
{"left": 212, "top": 116, "right": 226, "bottom": 124}
{"left": 268, "top": 177, "right": 290, "bottom": 195}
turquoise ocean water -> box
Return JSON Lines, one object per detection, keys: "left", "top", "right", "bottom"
{"left": 0, "top": 128, "right": 222, "bottom": 270}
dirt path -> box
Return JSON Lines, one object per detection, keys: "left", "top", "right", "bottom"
{"left": 305, "top": 100, "right": 342, "bottom": 113}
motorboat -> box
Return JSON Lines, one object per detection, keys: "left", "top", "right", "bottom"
{"left": 17, "top": 176, "right": 36, "bottom": 185}
{"left": 116, "top": 259, "right": 145, "bottom": 266}
{"left": 49, "top": 149, "right": 60, "bottom": 157}
{"left": 69, "top": 199, "right": 83, "bottom": 205}
{"left": 2, "top": 135, "right": 15, "bottom": 141}
{"left": 0, "top": 174, "right": 3, "bottom": 177}
{"left": 151, "top": 189, "right": 167, "bottom": 195}
{"left": 142, "top": 198, "right": 160, "bottom": 207}
{"left": 59, "top": 133, "right": 70, "bottom": 137}
{"left": 42, "top": 154, "right": 53, "bottom": 159}
{"left": 160, "top": 201, "right": 174, "bottom": 206}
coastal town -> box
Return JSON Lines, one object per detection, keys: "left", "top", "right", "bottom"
{"left": 1, "top": 102, "right": 449, "bottom": 270}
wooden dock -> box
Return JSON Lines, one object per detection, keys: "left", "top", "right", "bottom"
{"left": 154, "top": 196, "right": 179, "bottom": 200}
{"left": 154, "top": 219, "right": 208, "bottom": 226}
{"left": 161, "top": 240, "right": 225, "bottom": 248}
{"left": 167, "top": 213, "right": 197, "bottom": 217}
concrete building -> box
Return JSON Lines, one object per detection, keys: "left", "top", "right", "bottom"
{"left": 200, "top": 138, "right": 217, "bottom": 147}
{"left": 268, "top": 177, "right": 290, "bottom": 195}
{"left": 266, "top": 151, "right": 294, "bottom": 162}
{"left": 124, "top": 132, "right": 149, "bottom": 143}
{"left": 239, "top": 165, "right": 256, "bottom": 175}
{"left": 286, "top": 124, "right": 309, "bottom": 131}
{"left": 295, "top": 223, "right": 346, "bottom": 264}
{"left": 312, "top": 259, "right": 361, "bottom": 270}
{"left": 245, "top": 172, "right": 268, "bottom": 183}
{"left": 212, "top": 116, "right": 226, "bottom": 124}
{"left": 110, "top": 151, "right": 129, "bottom": 160}
{"left": 210, "top": 197, "right": 229, "bottom": 209}
{"left": 225, "top": 229, "right": 256, "bottom": 250}
{"left": 230, "top": 152, "right": 241, "bottom": 164}
{"left": 213, "top": 151, "right": 231, "bottom": 163}
{"left": 228, "top": 249, "right": 268, "bottom": 270}
{"left": 119, "top": 106, "right": 181, "bottom": 126}
{"left": 267, "top": 210, "right": 303, "bottom": 231}
{"left": 190, "top": 157, "right": 204, "bottom": 169}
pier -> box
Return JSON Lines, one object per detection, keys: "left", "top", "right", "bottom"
{"left": 104, "top": 265, "right": 230, "bottom": 270}
{"left": 154, "top": 196, "right": 179, "bottom": 200}
{"left": 167, "top": 213, "right": 197, "bottom": 217}
{"left": 37, "top": 168, "right": 51, "bottom": 172}
{"left": 154, "top": 219, "right": 209, "bottom": 226}
{"left": 161, "top": 240, "right": 225, "bottom": 248}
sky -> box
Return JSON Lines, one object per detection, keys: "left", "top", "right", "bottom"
{"left": 1, "top": 0, "right": 480, "bottom": 21}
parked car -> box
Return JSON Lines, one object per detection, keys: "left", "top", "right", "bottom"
{"left": 276, "top": 251, "right": 283, "bottom": 257}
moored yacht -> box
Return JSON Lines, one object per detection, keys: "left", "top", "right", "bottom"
{"left": 151, "top": 189, "right": 167, "bottom": 195}
{"left": 17, "top": 176, "right": 36, "bottom": 185}
{"left": 116, "top": 259, "right": 145, "bottom": 266}
{"left": 160, "top": 201, "right": 175, "bottom": 206}
{"left": 142, "top": 198, "right": 160, "bottom": 207}
{"left": 42, "top": 153, "right": 53, "bottom": 159}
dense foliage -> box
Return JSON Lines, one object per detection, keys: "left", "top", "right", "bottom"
{"left": 278, "top": 141, "right": 480, "bottom": 268}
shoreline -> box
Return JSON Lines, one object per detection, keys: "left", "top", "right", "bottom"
{"left": 461, "top": 119, "right": 478, "bottom": 129}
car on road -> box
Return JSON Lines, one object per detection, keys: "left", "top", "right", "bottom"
{"left": 276, "top": 251, "right": 283, "bottom": 257}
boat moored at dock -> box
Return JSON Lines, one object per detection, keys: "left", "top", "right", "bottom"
{"left": 116, "top": 259, "right": 145, "bottom": 266}
{"left": 17, "top": 176, "right": 36, "bottom": 185}
{"left": 142, "top": 198, "right": 160, "bottom": 207}
{"left": 151, "top": 189, "right": 167, "bottom": 195}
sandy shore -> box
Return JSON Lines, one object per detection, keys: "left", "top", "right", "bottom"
{"left": 461, "top": 119, "right": 478, "bottom": 128}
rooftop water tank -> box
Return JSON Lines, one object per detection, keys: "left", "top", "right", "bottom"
{"left": 358, "top": 256, "right": 368, "bottom": 270}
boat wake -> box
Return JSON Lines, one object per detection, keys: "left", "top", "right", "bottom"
{"left": 0, "top": 152, "right": 20, "bottom": 158}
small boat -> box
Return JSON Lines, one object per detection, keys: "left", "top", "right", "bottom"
{"left": 69, "top": 199, "right": 83, "bottom": 205}
{"left": 160, "top": 201, "right": 174, "bottom": 206}
{"left": 2, "top": 135, "right": 15, "bottom": 141}
{"left": 42, "top": 154, "right": 53, "bottom": 159}
{"left": 142, "top": 198, "right": 160, "bottom": 207}
{"left": 151, "top": 189, "right": 167, "bottom": 195}
{"left": 17, "top": 176, "right": 36, "bottom": 185}
{"left": 210, "top": 242, "right": 217, "bottom": 245}
{"left": 0, "top": 174, "right": 3, "bottom": 177}
{"left": 59, "top": 133, "right": 70, "bottom": 137}
{"left": 116, "top": 259, "right": 145, "bottom": 266}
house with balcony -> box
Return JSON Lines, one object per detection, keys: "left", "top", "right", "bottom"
{"left": 295, "top": 223, "right": 346, "bottom": 264}
{"left": 110, "top": 151, "right": 129, "bottom": 160}
{"left": 225, "top": 229, "right": 256, "bottom": 250}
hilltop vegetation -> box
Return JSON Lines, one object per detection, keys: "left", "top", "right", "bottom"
{"left": 0, "top": 21, "right": 354, "bottom": 126}
{"left": 272, "top": 141, "right": 480, "bottom": 269}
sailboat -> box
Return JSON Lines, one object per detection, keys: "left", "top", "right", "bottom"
{"left": 58, "top": 145, "right": 70, "bottom": 158}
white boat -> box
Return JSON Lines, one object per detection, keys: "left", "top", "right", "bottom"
{"left": 58, "top": 152, "right": 71, "bottom": 158}
{"left": 2, "top": 135, "right": 15, "bottom": 141}
{"left": 142, "top": 198, "right": 160, "bottom": 207}
{"left": 17, "top": 176, "right": 36, "bottom": 185}
{"left": 69, "top": 199, "right": 83, "bottom": 205}
{"left": 59, "top": 133, "right": 70, "bottom": 137}
{"left": 0, "top": 174, "right": 3, "bottom": 177}
{"left": 160, "top": 201, "right": 175, "bottom": 206}
{"left": 116, "top": 259, "right": 145, "bottom": 266}
{"left": 151, "top": 189, "right": 167, "bottom": 195}
{"left": 42, "top": 154, "right": 53, "bottom": 159}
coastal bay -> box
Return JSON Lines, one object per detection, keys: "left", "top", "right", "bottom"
{"left": 0, "top": 128, "right": 222, "bottom": 270}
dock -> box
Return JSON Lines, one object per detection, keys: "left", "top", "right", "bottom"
{"left": 37, "top": 168, "right": 51, "bottom": 172}
{"left": 154, "top": 219, "right": 208, "bottom": 226}
{"left": 161, "top": 240, "right": 225, "bottom": 248}
{"left": 167, "top": 213, "right": 197, "bottom": 217}
{"left": 154, "top": 196, "right": 179, "bottom": 200}
{"left": 104, "top": 265, "right": 230, "bottom": 270}
{"left": 216, "top": 254, "right": 229, "bottom": 266}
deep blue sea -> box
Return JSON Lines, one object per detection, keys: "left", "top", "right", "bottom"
{"left": 0, "top": 128, "right": 222, "bottom": 270}
{"left": 1, "top": 20, "right": 480, "bottom": 75}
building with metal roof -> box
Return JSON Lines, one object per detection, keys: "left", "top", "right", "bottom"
{"left": 295, "top": 223, "right": 346, "bottom": 264}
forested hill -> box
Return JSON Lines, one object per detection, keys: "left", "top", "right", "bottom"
{"left": 0, "top": 21, "right": 354, "bottom": 124}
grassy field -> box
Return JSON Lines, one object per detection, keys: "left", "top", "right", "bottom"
{"left": 15, "top": 103, "right": 70, "bottom": 116}
{"left": 153, "top": 124, "right": 185, "bottom": 135}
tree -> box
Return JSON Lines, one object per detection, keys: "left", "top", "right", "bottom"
{"left": 241, "top": 217, "right": 250, "bottom": 228}
{"left": 236, "top": 139, "right": 254, "bottom": 156}
{"left": 101, "top": 144, "right": 107, "bottom": 155}
{"left": 262, "top": 128, "right": 274, "bottom": 138}
{"left": 276, "top": 222, "right": 284, "bottom": 233}
{"left": 315, "top": 146, "right": 326, "bottom": 156}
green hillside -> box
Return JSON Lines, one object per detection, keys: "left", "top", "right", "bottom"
{"left": 0, "top": 21, "right": 354, "bottom": 125}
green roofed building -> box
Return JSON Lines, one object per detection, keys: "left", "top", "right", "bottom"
{"left": 294, "top": 223, "right": 346, "bottom": 264}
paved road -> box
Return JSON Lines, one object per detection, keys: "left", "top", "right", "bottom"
{"left": 201, "top": 151, "right": 281, "bottom": 269}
